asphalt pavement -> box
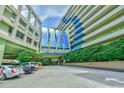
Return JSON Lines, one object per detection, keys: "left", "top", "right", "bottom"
{"left": 0, "top": 66, "right": 124, "bottom": 88}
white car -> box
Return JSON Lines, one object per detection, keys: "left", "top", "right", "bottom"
{"left": 1, "top": 65, "right": 22, "bottom": 80}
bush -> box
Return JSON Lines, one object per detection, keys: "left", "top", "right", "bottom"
{"left": 64, "top": 38, "right": 124, "bottom": 63}
{"left": 17, "top": 51, "right": 35, "bottom": 62}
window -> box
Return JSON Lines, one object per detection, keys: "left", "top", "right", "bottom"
{"left": 26, "top": 37, "right": 32, "bottom": 44}
{"left": 75, "top": 22, "right": 82, "bottom": 29}
{"left": 36, "top": 21, "right": 41, "bottom": 31}
{"left": 11, "top": 13, "right": 16, "bottom": 19}
{"left": 30, "top": 13, "right": 35, "bottom": 26}
{"left": 19, "top": 19, "right": 26, "bottom": 28}
{"left": 62, "top": 31, "right": 70, "bottom": 49}
{"left": 16, "top": 31, "right": 24, "bottom": 40}
{"left": 0, "top": 21, "right": 13, "bottom": 36}
{"left": 56, "top": 30, "right": 63, "bottom": 49}
{"left": 75, "top": 27, "right": 84, "bottom": 34}
{"left": 71, "top": 16, "right": 78, "bottom": 22}
{"left": 41, "top": 27, "right": 48, "bottom": 47}
{"left": 35, "top": 32, "right": 39, "bottom": 37}
{"left": 28, "top": 27, "right": 33, "bottom": 33}
{"left": 8, "top": 26, "right": 12, "bottom": 35}
{"left": 3, "top": 8, "right": 16, "bottom": 22}
{"left": 21, "top": 6, "right": 29, "bottom": 19}
{"left": 49, "top": 29, "right": 56, "bottom": 48}
{"left": 34, "top": 41, "right": 38, "bottom": 47}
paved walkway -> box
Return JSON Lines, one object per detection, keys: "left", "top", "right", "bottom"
{"left": 0, "top": 66, "right": 124, "bottom": 88}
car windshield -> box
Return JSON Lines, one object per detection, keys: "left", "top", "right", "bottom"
{"left": 2, "top": 65, "right": 15, "bottom": 68}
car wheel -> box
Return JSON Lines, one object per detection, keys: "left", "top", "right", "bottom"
{"left": 1, "top": 74, "right": 7, "bottom": 80}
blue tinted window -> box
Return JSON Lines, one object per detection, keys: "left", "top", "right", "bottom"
{"left": 56, "top": 30, "right": 63, "bottom": 49}
{"left": 75, "top": 22, "right": 82, "bottom": 29}
{"left": 62, "top": 17, "right": 68, "bottom": 24}
{"left": 49, "top": 29, "right": 56, "bottom": 48}
{"left": 71, "top": 16, "right": 78, "bottom": 22}
{"left": 75, "top": 27, "right": 84, "bottom": 34}
{"left": 72, "top": 19, "right": 80, "bottom": 25}
{"left": 72, "top": 45, "right": 81, "bottom": 51}
{"left": 41, "top": 28, "right": 48, "bottom": 47}
{"left": 62, "top": 31, "right": 70, "bottom": 49}
{"left": 73, "top": 33, "right": 85, "bottom": 41}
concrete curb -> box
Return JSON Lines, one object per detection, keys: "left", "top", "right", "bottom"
{"left": 62, "top": 64, "right": 124, "bottom": 73}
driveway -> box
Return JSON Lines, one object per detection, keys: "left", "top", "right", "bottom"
{"left": 0, "top": 66, "right": 124, "bottom": 88}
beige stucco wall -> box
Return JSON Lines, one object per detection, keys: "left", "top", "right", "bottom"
{"left": 63, "top": 61, "right": 124, "bottom": 69}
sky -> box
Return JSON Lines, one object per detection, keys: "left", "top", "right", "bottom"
{"left": 32, "top": 5, "right": 70, "bottom": 28}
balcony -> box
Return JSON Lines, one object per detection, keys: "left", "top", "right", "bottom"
{"left": 83, "top": 15, "right": 124, "bottom": 41}
{"left": 82, "top": 27, "right": 124, "bottom": 48}
{"left": 3, "top": 7, "right": 16, "bottom": 24}
{"left": 18, "top": 19, "right": 27, "bottom": 31}
{"left": 71, "top": 38, "right": 84, "bottom": 47}
{"left": 83, "top": 6, "right": 124, "bottom": 34}
{"left": 15, "top": 37, "right": 23, "bottom": 43}
{"left": 0, "top": 21, "right": 13, "bottom": 37}
{"left": 15, "top": 31, "right": 24, "bottom": 43}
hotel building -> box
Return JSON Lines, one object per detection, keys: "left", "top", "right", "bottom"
{"left": 0, "top": 5, "right": 41, "bottom": 64}
{"left": 57, "top": 5, "right": 124, "bottom": 51}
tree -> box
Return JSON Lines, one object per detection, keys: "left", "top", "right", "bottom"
{"left": 17, "top": 51, "right": 35, "bottom": 62}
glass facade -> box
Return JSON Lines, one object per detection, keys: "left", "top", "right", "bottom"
{"left": 41, "top": 27, "right": 70, "bottom": 54}
{"left": 56, "top": 30, "right": 63, "bottom": 49}
{"left": 41, "top": 27, "right": 48, "bottom": 48}
{"left": 62, "top": 31, "right": 70, "bottom": 49}
{"left": 49, "top": 29, "right": 56, "bottom": 48}
{"left": 36, "top": 20, "right": 40, "bottom": 31}
{"left": 30, "top": 13, "right": 35, "bottom": 26}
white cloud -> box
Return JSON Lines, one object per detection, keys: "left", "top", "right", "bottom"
{"left": 33, "top": 5, "right": 70, "bottom": 28}
{"left": 42, "top": 27, "right": 48, "bottom": 32}
{"left": 39, "top": 6, "right": 69, "bottom": 21}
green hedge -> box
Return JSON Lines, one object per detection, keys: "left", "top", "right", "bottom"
{"left": 64, "top": 38, "right": 124, "bottom": 63}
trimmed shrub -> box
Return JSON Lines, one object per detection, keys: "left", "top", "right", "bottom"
{"left": 63, "top": 38, "right": 124, "bottom": 63}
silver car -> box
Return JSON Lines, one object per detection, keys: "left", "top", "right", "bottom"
{"left": 1, "top": 65, "right": 22, "bottom": 80}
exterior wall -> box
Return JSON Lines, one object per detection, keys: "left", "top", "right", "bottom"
{"left": 0, "top": 5, "right": 41, "bottom": 51}
{"left": 57, "top": 5, "right": 124, "bottom": 51}
{"left": 63, "top": 62, "right": 124, "bottom": 70}
{"left": 0, "top": 5, "right": 42, "bottom": 64}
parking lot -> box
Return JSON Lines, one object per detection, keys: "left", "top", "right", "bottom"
{"left": 1, "top": 66, "right": 124, "bottom": 88}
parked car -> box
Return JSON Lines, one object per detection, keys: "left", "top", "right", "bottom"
{"left": 13, "top": 65, "right": 24, "bottom": 75}
{"left": 1, "top": 65, "right": 21, "bottom": 80}
{"left": 26, "top": 62, "right": 39, "bottom": 71}
{"left": 18, "top": 66, "right": 25, "bottom": 75}
{"left": 22, "top": 65, "right": 32, "bottom": 74}
{"left": 0, "top": 66, "right": 2, "bottom": 80}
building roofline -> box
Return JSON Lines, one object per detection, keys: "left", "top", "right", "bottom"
{"left": 56, "top": 5, "right": 72, "bottom": 29}
{"left": 27, "top": 5, "right": 42, "bottom": 24}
